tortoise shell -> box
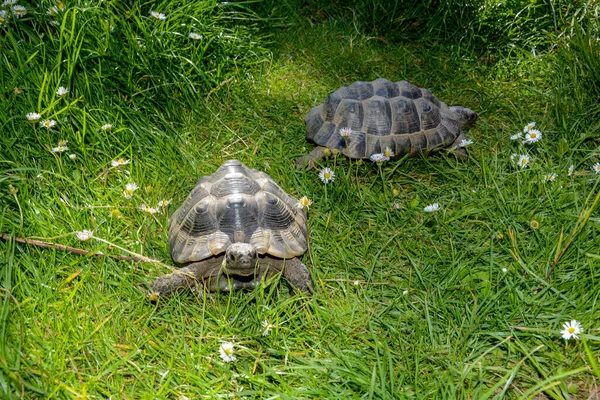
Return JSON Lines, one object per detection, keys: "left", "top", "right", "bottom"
{"left": 304, "top": 78, "right": 465, "bottom": 159}
{"left": 168, "top": 160, "right": 308, "bottom": 264}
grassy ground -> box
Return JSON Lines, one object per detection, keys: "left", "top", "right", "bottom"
{"left": 2, "top": 1, "right": 600, "bottom": 399}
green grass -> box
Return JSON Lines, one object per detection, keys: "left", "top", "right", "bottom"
{"left": 2, "top": 1, "right": 600, "bottom": 398}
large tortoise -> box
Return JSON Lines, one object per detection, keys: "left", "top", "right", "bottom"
{"left": 297, "top": 78, "right": 478, "bottom": 167}
{"left": 151, "top": 160, "right": 312, "bottom": 297}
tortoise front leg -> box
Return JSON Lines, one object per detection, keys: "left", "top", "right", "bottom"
{"left": 282, "top": 257, "right": 313, "bottom": 295}
{"left": 295, "top": 146, "right": 329, "bottom": 169}
{"left": 150, "top": 258, "right": 223, "bottom": 297}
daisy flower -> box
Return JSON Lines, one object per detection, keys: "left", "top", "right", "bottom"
{"left": 68, "top": 154, "right": 76, "bottom": 160}
{"left": 111, "top": 157, "right": 130, "bottom": 167}
{"left": 12, "top": 5, "right": 26, "bottom": 18}
{"left": 561, "top": 320, "right": 583, "bottom": 340}
{"left": 517, "top": 154, "right": 530, "bottom": 168}
{"left": 52, "top": 143, "right": 68, "bottom": 153}
{"left": 0, "top": 10, "right": 6, "bottom": 25}
{"left": 510, "top": 153, "right": 518, "bottom": 161}
{"left": 146, "top": 207, "right": 159, "bottom": 214}
{"left": 26, "top": 112, "right": 41, "bottom": 122}
{"left": 296, "top": 196, "right": 312, "bottom": 210}
{"left": 110, "top": 209, "right": 121, "bottom": 218}
{"left": 458, "top": 139, "right": 473, "bottom": 147}
{"left": 501, "top": 267, "right": 508, "bottom": 273}
{"left": 40, "top": 119, "right": 56, "bottom": 129}
{"left": 318, "top": 167, "right": 335, "bottom": 184}
{"left": 58, "top": 140, "right": 68, "bottom": 147}
{"left": 56, "top": 86, "right": 68, "bottom": 96}
{"left": 150, "top": 11, "right": 166, "bottom": 20}
{"left": 544, "top": 173, "right": 557, "bottom": 182}
{"left": 568, "top": 165, "right": 575, "bottom": 176}
{"left": 339, "top": 127, "right": 352, "bottom": 138}
{"left": 424, "top": 203, "right": 440, "bottom": 212}
{"left": 76, "top": 230, "right": 93, "bottom": 241}
{"left": 593, "top": 162, "right": 600, "bottom": 174}
{"left": 523, "top": 122, "right": 536, "bottom": 132}
{"left": 139, "top": 204, "right": 147, "bottom": 212}
{"left": 261, "top": 320, "right": 273, "bottom": 336}
{"left": 101, "top": 123, "right": 113, "bottom": 132}
{"left": 219, "top": 342, "right": 237, "bottom": 363}
{"left": 157, "top": 199, "right": 172, "bottom": 208}
{"left": 522, "top": 129, "right": 542, "bottom": 144}
{"left": 2, "top": 0, "right": 16, "bottom": 5}
{"left": 189, "top": 32, "right": 202, "bottom": 40}
{"left": 47, "top": 6, "right": 59, "bottom": 15}
{"left": 123, "top": 183, "right": 139, "bottom": 199}
{"left": 370, "top": 153, "right": 388, "bottom": 163}
{"left": 383, "top": 146, "right": 394, "bottom": 159}
{"left": 510, "top": 133, "right": 522, "bottom": 141}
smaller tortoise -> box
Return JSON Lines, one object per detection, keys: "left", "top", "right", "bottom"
{"left": 297, "top": 78, "right": 478, "bottom": 167}
{"left": 151, "top": 160, "right": 312, "bottom": 297}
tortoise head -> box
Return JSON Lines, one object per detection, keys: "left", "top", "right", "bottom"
{"left": 450, "top": 106, "right": 478, "bottom": 128}
{"left": 223, "top": 243, "right": 258, "bottom": 277}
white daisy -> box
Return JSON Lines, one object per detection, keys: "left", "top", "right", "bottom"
{"left": 26, "top": 112, "right": 41, "bottom": 122}
{"left": 157, "top": 199, "right": 172, "bottom": 208}
{"left": 383, "top": 146, "right": 394, "bottom": 159}
{"left": 510, "top": 133, "right": 522, "bottom": 141}
{"left": 40, "top": 119, "right": 56, "bottom": 129}
{"left": 219, "top": 342, "right": 237, "bottom": 362}
{"left": 150, "top": 11, "right": 166, "bottom": 20}
{"left": 56, "top": 86, "right": 68, "bottom": 96}
{"left": 123, "top": 183, "right": 139, "bottom": 199}
{"left": 568, "top": 165, "right": 575, "bottom": 176}
{"left": 318, "top": 167, "right": 335, "bottom": 184}
{"left": 424, "top": 203, "right": 440, "bottom": 212}
{"left": 52, "top": 145, "right": 68, "bottom": 153}
{"left": 111, "top": 157, "right": 130, "bottom": 167}
{"left": 76, "top": 230, "right": 93, "bottom": 241}
{"left": 523, "top": 122, "right": 536, "bottom": 132}
{"left": 458, "top": 139, "right": 473, "bottom": 147}
{"left": 68, "top": 154, "right": 76, "bottom": 160}
{"left": 593, "top": 163, "right": 600, "bottom": 174}
{"left": 517, "top": 154, "right": 530, "bottom": 168}
{"left": 2, "top": 0, "right": 16, "bottom": 6}
{"left": 261, "top": 320, "right": 273, "bottom": 336}
{"left": 139, "top": 204, "right": 147, "bottom": 212}
{"left": 146, "top": 207, "right": 159, "bottom": 214}
{"left": 47, "top": 6, "right": 59, "bottom": 15}
{"left": 12, "top": 5, "right": 26, "bottom": 18}
{"left": 58, "top": 140, "right": 68, "bottom": 147}
{"left": 370, "top": 153, "right": 388, "bottom": 163}
{"left": 501, "top": 267, "right": 508, "bottom": 273}
{"left": 544, "top": 173, "right": 557, "bottom": 182}
{"left": 522, "top": 129, "right": 542, "bottom": 144}
{"left": 101, "top": 123, "right": 113, "bottom": 132}
{"left": 510, "top": 153, "right": 518, "bottom": 161}
{"left": 296, "top": 196, "right": 312, "bottom": 210}
{"left": 189, "top": 32, "right": 202, "bottom": 40}
{"left": 0, "top": 10, "right": 6, "bottom": 25}
{"left": 560, "top": 320, "right": 583, "bottom": 340}
{"left": 339, "top": 127, "right": 352, "bottom": 138}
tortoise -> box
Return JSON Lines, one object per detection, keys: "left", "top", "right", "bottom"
{"left": 296, "top": 78, "right": 478, "bottom": 167}
{"left": 151, "top": 160, "right": 312, "bottom": 297}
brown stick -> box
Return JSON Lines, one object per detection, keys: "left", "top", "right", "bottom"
{"left": 0, "top": 233, "right": 161, "bottom": 264}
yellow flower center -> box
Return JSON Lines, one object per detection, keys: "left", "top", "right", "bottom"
{"left": 224, "top": 347, "right": 233, "bottom": 355}
{"left": 324, "top": 172, "right": 331, "bottom": 179}
{"left": 125, "top": 189, "right": 133, "bottom": 195}
{"left": 568, "top": 327, "right": 575, "bottom": 334}
{"left": 530, "top": 133, "right": 537, "bottom": 138}
{"left": 117, "top": 158, "right": 125, "bottom": 164}
{"left": 384, "top": 150, "right": 391, "bottom": 157}
{"left": 520, "top": 159, "right": 527, "bottom": 165}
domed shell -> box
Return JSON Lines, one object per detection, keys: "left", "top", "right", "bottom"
{"left": 304, "top": 78, "right": 462, "bottom": 159}
{"left": 169, "top": 160, "right": 308, "bottom": 264}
